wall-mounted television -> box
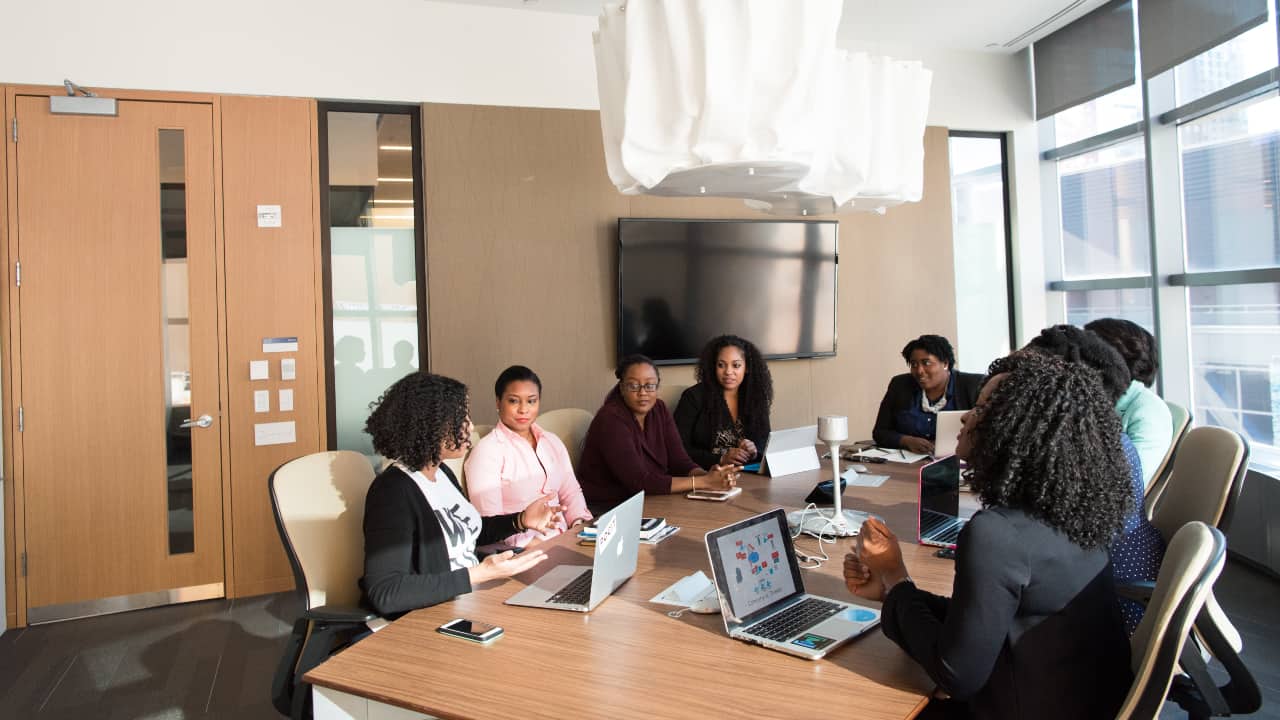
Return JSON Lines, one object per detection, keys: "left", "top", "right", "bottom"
{"left": 618, "top": 218, "right": 838, "bottom": 365}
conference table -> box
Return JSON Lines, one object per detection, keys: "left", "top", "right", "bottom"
{"left": 307, "top": 454, "right": 969, "bottom": 720}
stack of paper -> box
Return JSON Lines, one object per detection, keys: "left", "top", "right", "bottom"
{"left": 857, "top": 447, "right": 930, "bottom": 464}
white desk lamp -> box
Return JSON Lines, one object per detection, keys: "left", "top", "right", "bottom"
{"left": 789, "top": 415, "right": 867, "bottom": 538}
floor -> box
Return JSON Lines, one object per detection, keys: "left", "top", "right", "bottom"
{"left": 0, "top": 561, "right": 1273, "bottom": 719}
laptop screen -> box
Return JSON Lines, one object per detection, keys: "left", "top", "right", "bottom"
{"left": 919, "top": 455, "right": 961, "bottom": 531}
{"left": 706, "top": 510, "right": 803, "bottom": 623}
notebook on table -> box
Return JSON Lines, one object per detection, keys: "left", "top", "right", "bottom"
{"left": 704, "top": 508, "right": 880, "bottom": 660}
{"left": 917, "top": 455, "right": 966, "bottom": 549}
{"left": 505, "top": 491, "right": 643, "bottom": 613}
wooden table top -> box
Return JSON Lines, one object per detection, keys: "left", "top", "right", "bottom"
{"left": 306, "top": 457, "right": 961, "bottom": 720}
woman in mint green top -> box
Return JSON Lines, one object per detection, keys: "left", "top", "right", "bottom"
{"left": 1086, "top": 319, "right": 1173, "bottom": 488}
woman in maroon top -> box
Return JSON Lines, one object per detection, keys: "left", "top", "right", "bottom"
{"left": 578, "top": 354, "right": 740, "bottom": 512}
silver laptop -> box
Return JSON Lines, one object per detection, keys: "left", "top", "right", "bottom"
{"left": 505, "top": 491, "right": 643, "bottom": 612}
{"left": 704, "top": 509, "right": 880, "bottom": 660}
{"left": 933, "top": 410, "right": 965, "bottom": 458}
{"left": 918, "top": 455, "right": 966, "bottom": 549}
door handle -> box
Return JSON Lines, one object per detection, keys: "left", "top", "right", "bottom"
{"left": 180, "top": 414, "right": 213, "bottom": 429}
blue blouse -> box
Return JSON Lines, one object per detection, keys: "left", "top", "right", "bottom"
{"left": 893, "top": 373, "right": 961, "bottom": 442}
{"left": 1113, "top": 432, "right": 1167, "bottom": 634}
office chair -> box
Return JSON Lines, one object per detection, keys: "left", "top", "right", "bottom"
{"left": 269, "top": 451, "right": 379, "bottom": 720}
{"left": 443, "top": 427, "right": 482, "bottom": 497}
{"left": 656, "top": 382, "right": 688, "bottom": 411}
{"left": 1144, "top": 400, "right": 1192, "bottom": 512}
{"left": 536, "top": 408, "right": 594, "bottom": 470}
{"left": 1116, "top": 521, "right": 1261, "bottom": 719}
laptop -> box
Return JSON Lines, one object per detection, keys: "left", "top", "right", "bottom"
{"left": 505, "top": 491, "right": 643, "bottom": 612}
{"left": 704, "top": 509, "right": 881, "bottom": 660}
{"left": 933, "top": 410, "right": 965, "bottom": 458}
{"left": 759, "top": 425, "right": 821, "bottom": 477}
{"left": 918, "top": 455, "right": 966, "bottom": 549}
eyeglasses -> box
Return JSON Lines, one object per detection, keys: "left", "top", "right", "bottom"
{"left": 622, "top": 382, "right": 660, "bottom": 393}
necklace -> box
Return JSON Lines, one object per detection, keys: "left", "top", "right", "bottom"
{"left": 920, "top": 391, "right": 947, "bottom": 414}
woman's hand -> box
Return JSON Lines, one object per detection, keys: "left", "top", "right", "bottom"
{"left": 469, "top": 549, "right": 547, "bottom": 584}
{"left": 738, "top": 438, "right": 758, "bottom": 458}
{"left": 843, "top": 553, "right": 885, "bottom": 602}
{"left": 857, "top": 517, "right": 910, "bottom": 590}
{"left": 520, "top": 492, "right": 564, "bottom": 534}
{"left": 901, "top": 436, "right": 935, "bottom": 455}
{"left": 720, "top": 447, "right": 752, "bottom": 465}
{"left": 702, "top": 464, "right": 741, "bottom": 490}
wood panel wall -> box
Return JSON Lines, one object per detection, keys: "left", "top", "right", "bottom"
{"left": 1, "top": 87, "right": 14, "bottom": 628}
{"left": 422, "top": 103, "right": 958, "bottom": 439}
{"left": 219, "top": 95, "right": 324, "bottom": 598}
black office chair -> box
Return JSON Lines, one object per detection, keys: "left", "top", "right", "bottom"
{"left": 269, "top": 451, "right": 379, "bottom": 719}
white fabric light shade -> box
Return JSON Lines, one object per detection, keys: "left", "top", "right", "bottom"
{"left": 593, "top": 0, "right": 933, "bottom": 215}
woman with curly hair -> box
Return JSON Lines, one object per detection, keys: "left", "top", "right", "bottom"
{"left": 359, "top": 372, "right": 559, "bottom": 619}
{"left": 579, "top": 354, "right": 739, "bottom": 512}
{"left": 845, "top": 353, "right": 1133, "bottom": 720}
{"left": 872, "top": 334, "right": 984, "bottom": 454}
{"left": 1085, "top": 318, "right": 1173, "bottom": 488}
{"left": 465, "top": 365, "right": 593, "bottom": 546}
{"left": 673, "top": 335, "right": 773, "bottom": 469}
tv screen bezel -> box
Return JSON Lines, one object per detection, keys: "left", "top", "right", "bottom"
{"left": 616, "top": 217, "right": 839, "bottom": 366}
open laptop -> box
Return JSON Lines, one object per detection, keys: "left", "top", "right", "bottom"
{"left": 933, "top": 410, "right": 965, "bottom": 458}
{"left": 918, "top": 455, "right": 966, "bottom": 549}
{"left": 704, "top": 509, "right": 880, "bottom": 660}
{"left": 505, "top": 491, "right": 643, "bottom": 612}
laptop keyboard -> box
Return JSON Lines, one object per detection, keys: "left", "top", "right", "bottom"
{"left": 921, "top": 510, "right": 963, "bottom": 545}
{"left": 746, "top": 597, "right": 843, "bottom": 642}
{"left": 547, "top": 569, "right": 594, "bottom": 605}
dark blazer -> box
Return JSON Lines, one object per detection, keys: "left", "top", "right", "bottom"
{"left": 578, "top": 387, "right": 699, "bottom": 512}
{"left": 871, "top": 371, "right": 984, "bottom": 448}
{"left": 672, "top": 383, "right": 770, "bottom": 469}
{"left": 359, "top": 464, "right": 522, "bottom": 619}
{"left": 881, "top": 507, "right": 1131, "bottom": 720}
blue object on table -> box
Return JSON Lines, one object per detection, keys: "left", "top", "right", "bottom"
{"left": 743, "top": 462, "right": 761, "bottom": 473}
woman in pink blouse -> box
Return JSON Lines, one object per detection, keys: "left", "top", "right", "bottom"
{"left": 465, "top": 365, "right": 593, "bottom": 546}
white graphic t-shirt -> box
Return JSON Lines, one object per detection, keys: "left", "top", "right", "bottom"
{"left": 403, "top": 464, "right": 481, "bottom": 570}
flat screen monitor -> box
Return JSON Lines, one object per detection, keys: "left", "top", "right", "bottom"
{"left": 617, "top": 218, "right": 838, "bottom": 365}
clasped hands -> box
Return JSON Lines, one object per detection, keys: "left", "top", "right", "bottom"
{"left": 843, "top": 517, "right": 911, "bottom": 602}
{"left": 720, "top": 438, "right": 757, "bottom": 466}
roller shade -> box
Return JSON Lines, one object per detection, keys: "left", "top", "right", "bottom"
{"left": 1138, "top": 0, "right": 1268, "bottom": 78}
{"left": 1033, "top": 0, "right": 1136, "bottom": 119}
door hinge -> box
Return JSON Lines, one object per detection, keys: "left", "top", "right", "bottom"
{"left": 14, "top": 260, "right": 20, "bottom": 288}
{"left": 20, "top": 552, "right": 26, "bottom": 577}
{"left": 10, "top": 117, "right": 15, "bottom": 143}
{"left": 17, "top": 406, "right": 23, "bottom": 432}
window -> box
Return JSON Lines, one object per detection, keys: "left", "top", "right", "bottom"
{"left": 1175, "top": 19, "right": 1279, "bottom": 106}
{"left": 1054, "top": 84, "right": 1143, "bottom": 148}
{"left": 320, "top": 105, "right": 427, "bottom": 456}
{"left": 1058, "top": 138, "right": 1151, "bottom": 279}
{"left": 948, "top": 132, "right": 1014, "bottom": 372}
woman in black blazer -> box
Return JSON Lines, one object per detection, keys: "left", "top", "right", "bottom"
{"left": 674, "top": 335, "right": 773, "bottom": 469}
{"left": 359, "top": 372, "right": 560, "bottom": 619}
{"left": 872, "top": 334, "right": 983, "bottom": 454}
{"left": 846, "top": 352, "right": 1134, "bottom": 720}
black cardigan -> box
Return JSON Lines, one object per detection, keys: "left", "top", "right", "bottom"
{"left": 871, "top": 371, "right": 984, "bottom": 448}
{"left": 359, "top": 464, "right": 522, "bottom": 619}
{"left": 881, "top": 508, "right": 1131, "bottom": 720}
{"left": 672, "top": 383, "right": 770, "bottom": 470}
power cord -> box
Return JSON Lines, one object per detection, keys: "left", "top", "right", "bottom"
{"left": 789, "top": 503, "right": 844, "bottom": 569}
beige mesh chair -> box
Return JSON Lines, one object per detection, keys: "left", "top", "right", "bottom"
{"left": 537, "top": 408, "right": 594, "bottom": 470}
{"left": 442, "top": 427, "right": 483, "bottom": 496}
{"left": 657, "top": 382, "right": 688, "bottom": 410}
{"left": 269, "top": 451, "right": 378, "bottom": 719}
{"left": 1116, "top": 522, "right": 1226, "bottom": 719}
{"left": 472, "top": 423, "right": 494, "bottom": 439}
{"left": 1144, "top": 400, "right": 1193, "bottom": 511}
{"left": 1146, "top": 426, "right": 1249, "bottom": 655}
{"left": 1117, "top": 522, "right": 1261, "bottom": 719}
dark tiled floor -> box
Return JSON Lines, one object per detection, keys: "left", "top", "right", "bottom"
{"left": 0, "top": 561, "right": 1273, "bottom": 719}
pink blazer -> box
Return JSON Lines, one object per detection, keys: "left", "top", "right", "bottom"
{"left": 464, "top": 420, "right": 593, "bottom": 546}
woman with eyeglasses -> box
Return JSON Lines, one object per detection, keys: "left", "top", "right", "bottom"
{"left": 578, "top": 354, "right": 739, "bottom": 513}
{"left": 673, "top": 335, "right": 773, "bottom": 469}
{"left": 872, "top": 334, "right": 984, "bottom": 455}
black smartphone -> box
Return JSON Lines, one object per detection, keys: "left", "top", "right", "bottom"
{"left": 437, "top": 618, "right": 504, "bottom": 644}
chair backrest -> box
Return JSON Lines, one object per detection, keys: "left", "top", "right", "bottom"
{"left": 657, "top": 382, "right": 688, "bottom": 411}
{"left": 473, "top": 424, "right": 493, "bottom": 440}
{"left": 1143, "top": 400, "right": 1192, "bottom": 512}
{"left": 1117, "top": 522, "right": 1227, "bottom": 720}
{"left": 269, "top": 451, "right": 376, "bottom": 611}
{"left": 537, "top": 408, "right": 595, "bottom": 470}
{"left": 442, "top": 428, "right": 482, "bottom": 496}
{"left": 1148, "top": 426, "right": 1248, "bottom": 544}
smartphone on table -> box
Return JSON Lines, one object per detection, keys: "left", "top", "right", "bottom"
{"left": 436, "top": 618, "right": 504, "bottom": 644}
{"left": 686, "top": 487, "right": 743, "bottom": 502}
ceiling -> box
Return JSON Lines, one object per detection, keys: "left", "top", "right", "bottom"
{"left": 438, "top": 0, "right": 1108, "bottom": 53}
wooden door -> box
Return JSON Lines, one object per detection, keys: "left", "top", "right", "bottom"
{"left": 12, "top": 95, "right": 224, "bottom": 620}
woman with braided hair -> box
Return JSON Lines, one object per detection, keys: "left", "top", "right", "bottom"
{"left": 844, "top": 352, "right": 1133, "bottom": 720}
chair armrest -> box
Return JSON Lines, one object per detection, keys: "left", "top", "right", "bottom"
{"left": 305, "top": 605, "right": 378, "bottom": 624}
{"left": 1116, "top": 580, "right": 1156, "bottom": 603}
